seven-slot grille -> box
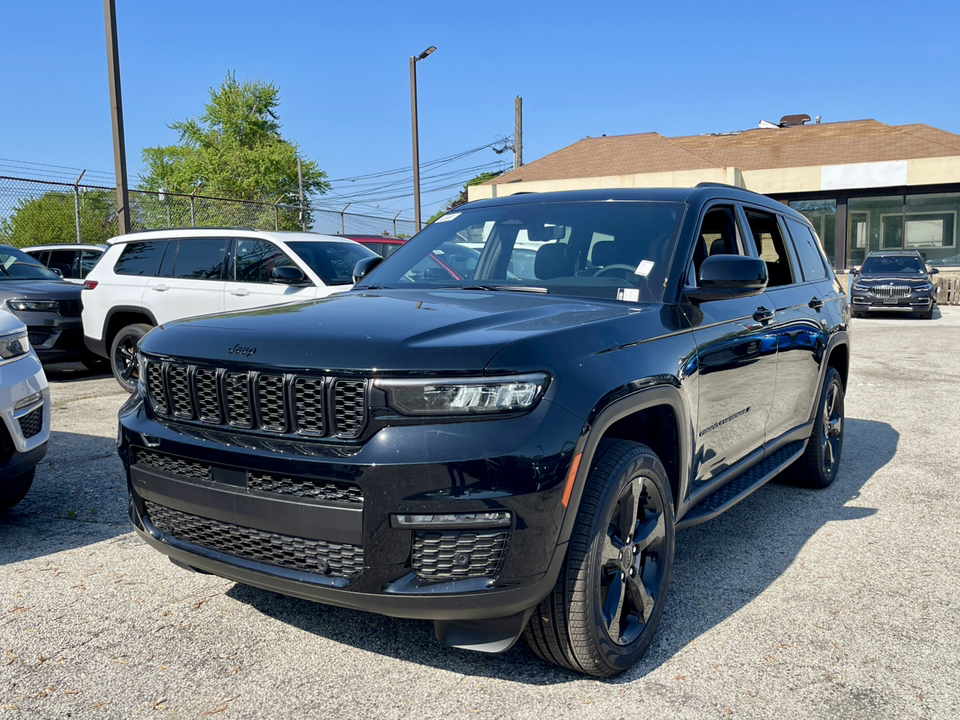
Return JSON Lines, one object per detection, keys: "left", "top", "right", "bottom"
{"left": 873, "top": 284, "right": 912, "bottom": 299}
{"left": 144, "top": 359, "right": 367, "bottom": 439}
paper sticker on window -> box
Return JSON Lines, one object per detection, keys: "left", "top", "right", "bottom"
{"left": 617, "top": 288, "right": 640, "bottom": 302}
{"left": 635, "top": 260, "right": 654, "bottom": 277}
{"left": 435, "top": 212, "right": 461, "bottom": 223}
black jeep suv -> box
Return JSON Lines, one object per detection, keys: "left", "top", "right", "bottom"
{"left": 120, "top": 186, "right": 850, "bottom": 677}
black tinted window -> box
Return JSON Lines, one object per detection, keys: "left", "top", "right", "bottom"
{"left": 785, "top": 217, "right": 828, "bottom": 281}
{"left": 172, "top": 239, "right": 227, "bottom": 280}
{"left": 114, "top": 241, "right": 170, "bottom": 277}
{"left": 234, "top": 239, "right": 295, "bottom": 283}
{"left": 285, "top": 241, "right": 377, "bottom": 286}
{"left": 744, "top": 209, "right": 795, "bottom": 287}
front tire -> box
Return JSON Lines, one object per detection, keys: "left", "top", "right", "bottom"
{"left": 110, "top": 323, "right": 152, "bottom": 393}
{"left": 524, "top": 440, "right": 675, "bottom": 677}
{"left": 0, "top": 468, "right": 35, "bottom": 511}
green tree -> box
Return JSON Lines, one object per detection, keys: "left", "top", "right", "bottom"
{"left": 0, "top": 189, "right": 116, "bottom": 247}
{"left": 427, "top": 170, "right": 504, "bottom": 224}
{"left": 140, "top": 72, "right": 329, "bottom": 230}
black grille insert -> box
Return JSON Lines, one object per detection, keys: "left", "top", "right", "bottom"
{"left": 145, "top": 501, "right": 363, "bottom": 578}
{"left": 248, "top": 472, "right": 363, "bottom": 503}
{"left": 136, "top": 449, "right": 212, "bottom": 481}
{"left": 18, "top": 407, "right": 43, "bottom": 440}
{"left": 412, "top": 529, "right": 509, "bottom": 582}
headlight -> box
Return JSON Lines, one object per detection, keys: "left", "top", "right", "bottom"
{"left": 376, "top": 373, "right": 549, "bottom": 416}
{"left": 917, "top": 283, "right": 933, "bottom": 292}
{"left": 7, "top": 299, "right": 59, "bottom": 312}
{"left": 0, "top": 329, "right": 30, "bottom": 360}
{"left": 852, "top": 284, "right": 869, "bottom": 292}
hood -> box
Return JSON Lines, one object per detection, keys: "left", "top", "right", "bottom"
{"left": 855, "top": 272, "right": 931, "bottom": 285}
{"left": 0, "top": 279, "right": 84, "bottom": 300}
{"left": 140, "top": 288, "right": 645, "bottom": 373}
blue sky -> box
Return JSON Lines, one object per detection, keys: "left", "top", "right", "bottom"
{"left": 3, "top": 0, "right": 959, "bottom": 223}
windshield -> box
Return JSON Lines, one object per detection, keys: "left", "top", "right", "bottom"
{"left": 861, "top": 255, "right": 925, "bottom": 274}
{"left": 356, "top": 200, "right": 684, "bottom": 303}
{"left": 285, "top": 241, "right": 378, "bottom": 286}
{"left": 0, "top": 247, "right": 61, "bottom": 280}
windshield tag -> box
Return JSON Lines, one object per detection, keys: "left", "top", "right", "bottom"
{"left": 617, "top": 288, "right": 640, "bottom": 302}
{"left": 635, "top": 260, "right": 654, "bottom": 277}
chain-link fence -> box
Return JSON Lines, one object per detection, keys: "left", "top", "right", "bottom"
{"left": 0, "top": 175, "right": 417, "bottom": 249}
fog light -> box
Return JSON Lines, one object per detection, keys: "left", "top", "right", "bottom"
{"left": 391, "top": 511, "right": 511, "bottom": 529}
{"left": 15, "top": 392, "right": 43, "bottom": 411}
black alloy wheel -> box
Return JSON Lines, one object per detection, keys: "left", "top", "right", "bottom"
{"left": 110, "top": 323, "right": 152, "bottom": 393}
{"left": 786, "top": 366, "right": 845, "bottom": 489}
{"left": 524, "top": 439, "right": 675, "bottom": 677}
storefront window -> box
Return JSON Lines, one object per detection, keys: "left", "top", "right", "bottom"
{"left": 904, "top": 192, "right": 959, "bottom": 266}
{"left": 847, "top": 196, "right": 903, "bottom": 265}
{"left": 789, "top": 200, "right": 836, "bottom": 266}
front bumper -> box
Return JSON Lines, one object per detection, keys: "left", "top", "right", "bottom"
{"left": 120, "top": 393, "right": 582, "bottom": 624}
{"left": 0, "top": 351, "right": 50, "bottom": 479}
{"left": 851, "top": 291, "right": 934, "bottom": 314}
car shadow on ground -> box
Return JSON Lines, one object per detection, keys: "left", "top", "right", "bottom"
{"left": 225, "top": 417, "right": 897, "bottom": 684}
{"left": 41, "top": 360, "right": 111, "bottom": 383}
{"left": 0, "top": 430, "right": 129, "bottom": 562}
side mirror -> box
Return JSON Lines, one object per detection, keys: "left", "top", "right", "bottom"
{"left": 353, "top": 256, "right": 383, "bottom": 283}
{"left": 684, "top": 255, "right": 768, "bottom": 303}
{"left": 852, "top": 266, "right": 860, "bottom": 276}
{"left": 930, "top": 267, "right": 939, "bottom": 275}
{"left": 51, "top": 268, "right": 63, "bottom": 278}
{"left": 269, "top": 265, "right": 310, "bottom": 286}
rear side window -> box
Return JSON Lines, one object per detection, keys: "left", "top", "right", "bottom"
{"left": 171, "top": 239, "right": 228, "bottom": 280}
{"left": 113, "top": 241, "right": 170, "bottom": 277}
{"left": 744, "top": 209, "right": 795, "bottom": 287}
{"left": 785, "top": 217, "right": 828, "bottom": 281}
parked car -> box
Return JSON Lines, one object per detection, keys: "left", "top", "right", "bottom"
{"left": 0, "top": 245, "right": 95, "bottom": 366}
{"left": 850, "top": 249, "right": 938, "bottom": 319}
{"left": 347, "top": 235, "right": 481, "bottom": 281}
{"left": 22, "top": 243, "right": 107, "bottom": 282}
{"left": 0, "top": 308, "right": 50, "bottom": 510}
{"left": 118, "top": 186, "right": 849, "bottom": 677}
{"left": 81, "top": 229, "right": 378, "bottom": 391}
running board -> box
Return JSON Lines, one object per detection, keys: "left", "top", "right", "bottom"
{"left": 676, "top": 441, "right": 806, "bottom": 530}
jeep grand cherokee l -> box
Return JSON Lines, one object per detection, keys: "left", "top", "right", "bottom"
{"left": 119, "top": 186, "right": 850, "bottom": 677}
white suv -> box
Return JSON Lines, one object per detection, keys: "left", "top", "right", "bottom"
{"left": 0, "top": 309, "right": 50, "bottom": 510}
{"left": 81, "top": 229, "right": 377, "bottom": 391}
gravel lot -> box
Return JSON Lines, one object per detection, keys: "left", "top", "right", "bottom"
{"left": 2, "top": 308, "right": 959, "bottom": 719}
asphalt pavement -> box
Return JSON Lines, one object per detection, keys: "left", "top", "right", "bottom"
{"left": 1, "top": 308, "right": 958, "bottom": 719}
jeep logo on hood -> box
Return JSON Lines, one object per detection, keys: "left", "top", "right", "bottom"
{"left": 228, "top": 344, "right": 257, "bottom": 357}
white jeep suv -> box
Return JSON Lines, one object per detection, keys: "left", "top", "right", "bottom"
{"left": 81, "top": 229, "right": 377, "bottom": 391}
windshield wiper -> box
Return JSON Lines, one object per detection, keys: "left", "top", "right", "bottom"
{"left": 461, "top": 284, "right": 549, "bottom": 294}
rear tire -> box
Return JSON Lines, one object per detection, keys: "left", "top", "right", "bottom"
{"left": 110, "top": 323, "right": 152, "bottom": 393}
{"left": 523, "top": 440, "right": 675, "bottom": 677}
{"left": 786, "top": 367, "right": 845, "bottom": 489}
{"left": 0, "top": 468, "right": 35, "bottom": 511}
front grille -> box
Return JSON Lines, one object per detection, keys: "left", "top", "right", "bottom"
{"left": 873, "top": 284, "right": 912, "bottom": 299}
{"left": 58, "top": 299, "right": 82, "bottom": 317}
{"left": 412, "top": 529, "right": 510, "bottom": 582}
{"left": 17, "top": 407, "right": 43, "bottom": 439}
{"left": 145, "top": 501, "right": 363, "bottom": 578}
{"left": 144, "top": 359, "right": 367, "bottom": 440}
{"left": 136, "top": 449, "right": 211, "bottom": 481}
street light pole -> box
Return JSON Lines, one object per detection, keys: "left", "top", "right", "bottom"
{"left": 410, "top": 46, "right": 435, "bottom": 233}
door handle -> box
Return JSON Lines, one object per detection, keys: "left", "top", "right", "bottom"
{"left": 151, "top": 284, "right": 169, "bottom": 292}
{"left": 808, "top": 297, "right": 824, "bottom": 310}
{"left": 230, "top": 288, "right": 251, "bottom": 297}
{"left": 753, "top": 307, "right": 774, "bottom": 323}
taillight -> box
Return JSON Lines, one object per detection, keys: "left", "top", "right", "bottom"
{"left": 83, "top": 280, "right": 98, "bottom": 290}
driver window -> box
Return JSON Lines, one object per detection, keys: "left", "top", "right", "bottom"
{"left": 691, "top": 206, "right": 742, "bottom": 285}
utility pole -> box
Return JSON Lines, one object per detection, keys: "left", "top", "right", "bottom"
{"left": 104, "top": 0, "right": 130, "bottom": 234}
{"left": 514, "top": 96, "right": 523, "bottom": 170}
{"left": 410, "top": 46, "right": 436, "bottom": 233}
{"left": 297, "top": 158, "right": 306, "bottom": 231}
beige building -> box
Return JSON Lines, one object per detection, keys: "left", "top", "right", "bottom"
{"left": 469, "top": 118, "right": 960, "bottom": 270}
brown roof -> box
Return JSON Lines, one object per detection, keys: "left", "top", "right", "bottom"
{"left": 488, "top": 120, "right": 960, "bottom": 185}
